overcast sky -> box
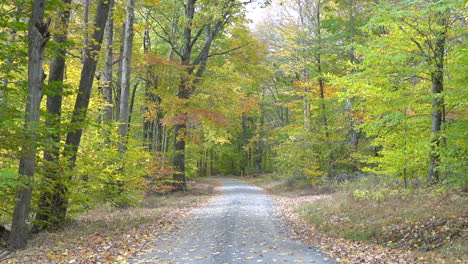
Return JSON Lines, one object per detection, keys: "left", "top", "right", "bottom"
{"left": 245, "top": 2, "right": 270, "bottom": 27}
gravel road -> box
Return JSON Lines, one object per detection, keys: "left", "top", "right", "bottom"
{"left": 129, "top": 178, "right": 336, "bottom": 264}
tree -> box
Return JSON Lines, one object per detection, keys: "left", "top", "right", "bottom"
{"left": 118, "top": 0, "right": 136, "bottom": 153}
{"left": 101, "top": 0, "right": 115, "bottom": 125}
{"left": 58, "top": 0, "right": 112, "bottom": 225}
{"left": 33, "top": 0, "right": 72, "bottom": 233}
{"left": 149, "top": 0, "right": 250, "bottom": 189}
{"left": 9, "top": 0, "right": 49, "bottom": 250}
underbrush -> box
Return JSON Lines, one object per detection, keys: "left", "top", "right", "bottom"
{"left": 242, "top": 173, "right": 337, "bottom": 196}
{"left": 0, "top": 178, "right": 218, "bottom": 263}
{"left": 247, "top": 174, "right": 467, "bottom": 263}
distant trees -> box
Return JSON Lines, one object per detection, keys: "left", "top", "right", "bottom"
{"left": 254, "top": 0, "right": 465, "bottom": 185}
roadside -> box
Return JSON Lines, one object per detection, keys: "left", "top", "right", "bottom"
{"left": 243, "top": 175, "right": 467, "bottom": 264}
{"left": 0, "top": 178, "right": 220, "bottom": 263}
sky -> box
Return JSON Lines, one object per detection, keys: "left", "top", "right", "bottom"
{"left": 245, "top": 2, "right": 270, "bottom": 28}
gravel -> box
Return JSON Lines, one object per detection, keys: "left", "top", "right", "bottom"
{"left": 128, "top": 178, "right": 336, "bottom": 264}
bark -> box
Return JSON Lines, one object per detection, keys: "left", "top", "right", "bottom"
{"left": 82, "top": 0, "right": 89, "bottom": 64}
{"left": 127, "top": 81, "right": 139, "bottom": 131}
{"left": 60, "top": 0, "right": 111, "bottom": 221}
{"left": 115, "top": 22, "right": 125, "bottom": 121}
{"left": 102, "top": 1, "right": 114, "bottom": 123}
{"left": 173, "top": 76, "right": 191, "bottom": 189}
{"left": 428, "top": 14, "right": 446, "bottom": 183}
{"left": 118, "top": 0, "right": 135, "bottom": 153}
{"left": 9, "top": 0, "right": 49, "bottom": 250}
{"left": 33, "top": 0, "right": 72, "bottom": 233}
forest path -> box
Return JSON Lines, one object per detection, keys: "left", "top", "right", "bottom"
{"left": 128, "top": 178, "right": 336, "bottom": 264}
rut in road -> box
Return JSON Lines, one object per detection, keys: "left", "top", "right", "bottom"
{"left": 128, "top": 178, "right": 336, "bottom": 264}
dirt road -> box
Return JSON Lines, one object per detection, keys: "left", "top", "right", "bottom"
{"left": 129, "top": 178, "right": 336, "bottom": 264}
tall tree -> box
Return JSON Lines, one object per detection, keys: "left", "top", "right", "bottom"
{"left": 101, "top": 0, "right": 115, "bottom": 124}
{"left": 59, "top": 0, "right": 111, "bottom": 223}
{"left": 9, "top": 0, "right": 49, "bottom": 250}
{"left": 33, "top": 0, "right": 72, "bottom": 233}
{"left": 118, "top": 0, "right": 136, "bottom": 153}
{"left": 150, "top": 0, "right": 247, "bottom": 189}
{"left": 427, "top": 9, "right": 447, "bottom": 184}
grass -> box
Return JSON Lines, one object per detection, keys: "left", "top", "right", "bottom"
{"left": 246, "top": 174, "right": 468, "bottom": 263}
{"left": 241, "top": 173, "right": 337, "bottom": 196}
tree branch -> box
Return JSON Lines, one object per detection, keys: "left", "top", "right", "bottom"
{"left": 207, "top": 42, "right": 251, "bottom": 58}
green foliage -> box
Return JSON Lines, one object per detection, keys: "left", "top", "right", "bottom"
{"left": 69, "top": 128, "right": 151, "bottom": 210}
{"left": 0, "top": 168, "right": 24, "bottom": 224}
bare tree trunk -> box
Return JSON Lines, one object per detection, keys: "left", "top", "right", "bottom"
{"left": 118, "top": 0, "right": 135, "bottom": 153}
{"left": 9, "top": 0, "right": 49, "bottom": 250}
{"left": 33, "top": 0, "right": 72, "bottom": 233}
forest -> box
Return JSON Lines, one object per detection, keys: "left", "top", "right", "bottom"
{"left": 0, "top": 0, "right": 466, "bottom": 262}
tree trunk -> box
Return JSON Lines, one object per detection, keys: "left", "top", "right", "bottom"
{"left": 142, "top": 16, "right": 156, "bottom": 151}
{"left": 118, "top": 0, "right": 135, "bottom": 153}
{"left": 102, "top": 1, "right": 114, "bottom": 124}
{"left": 32, "top": 0, "right": 72, "bottom": 233}
{"left": 173, "top": 123, "right": 187, "bottom": 189}
{"left": 82, "top": 0, "right": 89, "bottom": 64}
{"left": 428, "top": 15, "right": 446, "bottom": 183}
{"left": 347, "top": 0, "right": 360, "bottom": 150}
{"left": 254, "top": 112, "right": 264, "bottom": 175}
{"left": 9, "top": 0, "right": 49, "bottom": 250}
{"left": 170, "top": 0, "right": 236, "bottom": 189}
{"left": 115, "top": 22, "right": 125, "bottom": 121}
{"left": 60, "top": 0, "right": 111, "bottom": 222}
{"left": 127, "top": 81, "right": 139, "bottom": 131}
{"left": 241, "top": 114, "right": 249, "bottom": 175}
{"left": 173, "top": 76, "right": 191, "bottom": 189}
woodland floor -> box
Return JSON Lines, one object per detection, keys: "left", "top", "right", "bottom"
{"left": 0, "top": 178, "right": 219, "bottom": 263}
{"left": 245, "top": 176, "right": 467, "bottom": 264}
